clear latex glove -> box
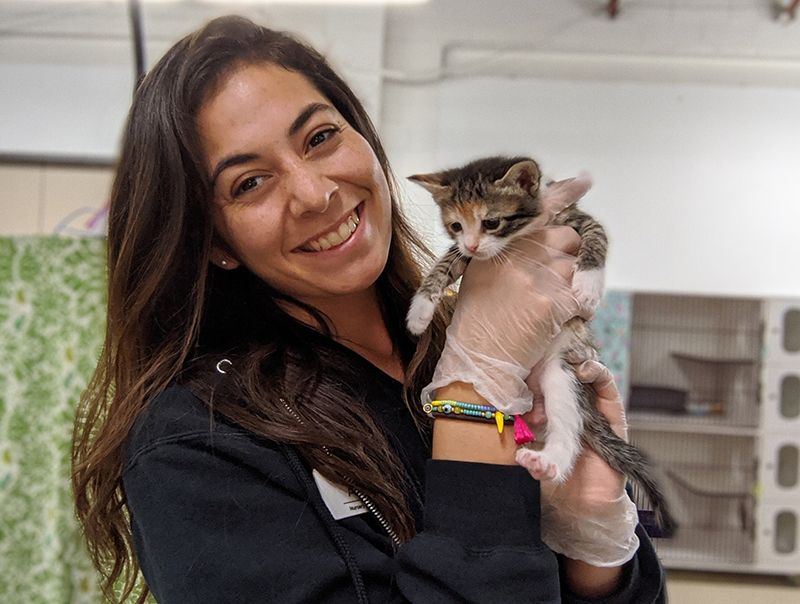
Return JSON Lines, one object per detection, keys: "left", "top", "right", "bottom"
{"left": 421, "top": 226, "right": 581, "bottom": 415}
{"left": 527, "top": 360, "right": 640, "bottom": 567}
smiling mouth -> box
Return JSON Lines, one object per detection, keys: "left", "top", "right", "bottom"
{"left": 297, "top": 203, "right": 362, "bottom": 252}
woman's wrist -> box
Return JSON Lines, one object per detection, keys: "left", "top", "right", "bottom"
{"left": 430, "top": 382, "right": 518, "bottom": 465}
{"left": 561, "top": 557, "right": 624, "bottom": 598}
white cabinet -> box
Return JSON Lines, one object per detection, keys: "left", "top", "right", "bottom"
{"left": 757, "top": 504, "right": 800, "bottom": 571}
{"left": 624, "top": 293, "right": 800, "bottom": 576}
{"left": 764, "top": 300, "right": 800, "bottom": 365}
{"left": 760, "top": 366, "right": 800, "bottom": 432}
{"left": 759, "top": 436, "right": 800, "bottom": 500}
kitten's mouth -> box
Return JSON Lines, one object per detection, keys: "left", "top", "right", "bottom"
{"left": 461, "top": 248, "right": 490, "bottom": 260}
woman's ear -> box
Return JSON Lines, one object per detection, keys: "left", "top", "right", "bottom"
{"left": 210, "top": 246, "right": 241, "bottom": 270}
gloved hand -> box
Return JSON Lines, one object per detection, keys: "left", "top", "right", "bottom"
{"left": 420, "top": 226, "right": 581, "bottom": 415}
{"left": 528, "top": 360, "right": 640, "bottom": 567}
{"left": 421, "top": 174, "right": 591, "bottom": 414}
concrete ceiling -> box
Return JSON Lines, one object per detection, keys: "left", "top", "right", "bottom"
{"left": 0, "top": 1, "right": 794, "bottom": 44}
{"left": 1, "top": 1, "right": 798, "bottom": 69}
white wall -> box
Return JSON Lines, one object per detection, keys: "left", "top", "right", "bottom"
{"left": 2, "top": 0, "right": 799, "bottom": 298}
{"left": 0, "top": 3, "right": 385, "bottom": 159}
{"left": 0, "top": 64, "right": 134, "bottom": 158}
{"left": 380, "top": 0, "right": 800, "bottom": 299}
{"left": 434, "top": 77, "right": 800, "bottom": 298}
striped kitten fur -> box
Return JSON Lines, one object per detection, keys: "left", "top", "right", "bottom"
{"left": 408, "top": 156, "right": 676, "bottom": 536}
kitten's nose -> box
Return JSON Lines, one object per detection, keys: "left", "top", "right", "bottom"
{"left": 466, "top": 243, "right": 479, "bottom": 253}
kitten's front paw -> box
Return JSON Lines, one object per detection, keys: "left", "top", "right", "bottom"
{"left": 573, "top": 268, "right": 605, "bottom": 317}
{"left": 406, "top": 295, "right": 436, "bottom": 335}
{"left": 515, "top": 449, "right": 559, "bottom": 481}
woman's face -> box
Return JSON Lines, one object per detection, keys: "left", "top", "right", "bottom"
{"left": 198, "top": 62, "right": 392, "bottom": 304}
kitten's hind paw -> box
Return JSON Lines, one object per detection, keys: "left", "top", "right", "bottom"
{"left": 515, "top": 449, "right": 559, "bottom": 481}
{"left": 406, "top": 295, "right": 436, "bottom": 335}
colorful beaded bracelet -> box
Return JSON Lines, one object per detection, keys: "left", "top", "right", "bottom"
{"left": 423, "top": 399, "right": 536, "bottom": 444}
{"left": 424, "top": 399, "right": 514, "bottom": 432}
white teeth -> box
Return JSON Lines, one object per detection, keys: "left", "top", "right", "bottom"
{"left": 302, "top": 208, "right": 360, "bottom": 252}
{"left": 326, "top": 231, "right": 344, "bottom": 246}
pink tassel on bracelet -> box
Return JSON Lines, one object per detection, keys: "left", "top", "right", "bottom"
{"left": 513, "top": 415, "right": 535, "bottom": 445}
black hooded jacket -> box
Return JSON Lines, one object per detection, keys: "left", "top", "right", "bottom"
{"left": 122, "top": 334, "right": 665, "bottom": 603}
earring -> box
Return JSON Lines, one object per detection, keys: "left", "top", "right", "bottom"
{"left": 220, "top": 259, "right": 228, "bottom": 267}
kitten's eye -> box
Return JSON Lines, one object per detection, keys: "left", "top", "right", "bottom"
{"left": 450, "top": 222, "right": 462, "bottom": 233}
{"left": 482, "top": 218, "right": 501, "bottom": 230}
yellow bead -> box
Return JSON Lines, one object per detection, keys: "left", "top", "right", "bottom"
{"left": 495, "top": 412, "right": 504, "bottom": 433}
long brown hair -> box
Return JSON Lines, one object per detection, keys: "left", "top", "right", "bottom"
{"left": 71, "top": 16, "right": 448, "bottom": 604}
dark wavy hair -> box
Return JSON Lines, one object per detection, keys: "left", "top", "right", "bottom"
{"left": 71, "top": 15, "right": 449, "bottom": 603}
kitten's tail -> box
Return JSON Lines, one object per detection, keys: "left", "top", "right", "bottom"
{"left": 579, "top": 386, "right": 679, "bottom": 538}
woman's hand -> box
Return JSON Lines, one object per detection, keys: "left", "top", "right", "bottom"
{"left": 526, "top": 360, "right": 640, "bottom": 573}
{"left": 422, "top": 226, "right": 581, "bottom": 416}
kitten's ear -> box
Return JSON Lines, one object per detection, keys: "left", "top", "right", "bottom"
{"left": 408, "top": 172, "right": 448, "bottom": 198}
{"left": 495, "top": 160, "right": 541, "bottom": 194}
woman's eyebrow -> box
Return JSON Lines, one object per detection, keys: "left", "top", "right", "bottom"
{"left": 288, "top": 102, "right": 335, "bottom": 137}
{"left": 210, "top": 153, "right": 259, "bottom": 187}
{"left": 210, "top": 103, "right": 336, "bottom": 185}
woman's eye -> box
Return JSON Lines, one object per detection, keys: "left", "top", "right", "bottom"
{"left": 308, "top": 127, "right": 340, "bottom": 149}
{"left": 451, "top": 222, "right": 462, "bottom": 233}
{"left": 234, "top": 175, "right": 264, "bottom": 197}
{"left": 482, "top": 218, "right": 501, "bottom": 230}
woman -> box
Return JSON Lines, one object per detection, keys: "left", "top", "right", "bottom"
{"left": 72, "top": 15, "right": 664, "bottom": 603}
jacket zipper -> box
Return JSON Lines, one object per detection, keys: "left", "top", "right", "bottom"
{"left": 280, "top": 398, "right": 402, "bottom": 550}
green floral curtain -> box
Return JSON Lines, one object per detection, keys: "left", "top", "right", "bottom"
{"left": 0, "top": 236, "right": 106, "bottom": 603}
{"left": 592, "top": 290, "right": 633, "bottom": 400}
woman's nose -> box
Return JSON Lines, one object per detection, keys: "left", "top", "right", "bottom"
{"left": 285, "top": 164, "right": 338, "bottom": 216}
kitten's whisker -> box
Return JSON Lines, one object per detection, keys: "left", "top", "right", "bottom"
{"left": 443, "top": 252, "right": 465, "bottom": 274}
{"left": 493, "top": 249, "right": 514, "bottom": 270}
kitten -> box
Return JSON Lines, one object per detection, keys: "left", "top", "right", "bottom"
{"left": 408, "top": 156, "right": 675, "bottom": 535}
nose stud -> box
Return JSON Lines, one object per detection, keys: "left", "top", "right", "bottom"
{"left": 325, "top": 186, "right": 339, "bottom": 204}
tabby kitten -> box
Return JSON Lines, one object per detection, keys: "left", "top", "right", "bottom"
{"left": 408, "top": 156, "right": 675, "bottom": 535}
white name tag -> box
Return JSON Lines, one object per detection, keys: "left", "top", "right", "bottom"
{"left": 312, "top": 469, "right": 367, "bottom": 520}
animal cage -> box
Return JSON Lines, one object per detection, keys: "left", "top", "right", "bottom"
{"left": 619, "top": 292, "right": 800, "bottom": 577}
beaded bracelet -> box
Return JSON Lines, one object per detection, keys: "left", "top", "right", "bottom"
{"left": 424, "top": 399, "right": 513, "bottom": 432}
{"left": 424, "top": 399, "right": 536, "bottom": 444}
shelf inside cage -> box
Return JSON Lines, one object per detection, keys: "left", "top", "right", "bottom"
{"left": 666, "top": 468, "right": 755, "bottom": 501}
{"left": 658, "top": 527, "right": 755, "bottom": 565}
{"left": 628, "top": 349, "right": 760, "bottom": 424}
{"left": 627, "top": 404, "right": 759, "bottom": 430}
{"left": 670, "top": 352, "right": 757, "bottom": 366}
{"left": 656, "top": 469, "right": 757, "bottom": 565}
{"left": 628, "top": 418, "right": 759, "bottom": 436}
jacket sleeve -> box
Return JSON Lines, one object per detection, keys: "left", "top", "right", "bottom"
{"left": 396, "top": 460, "right": 666, "bottom": 604}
